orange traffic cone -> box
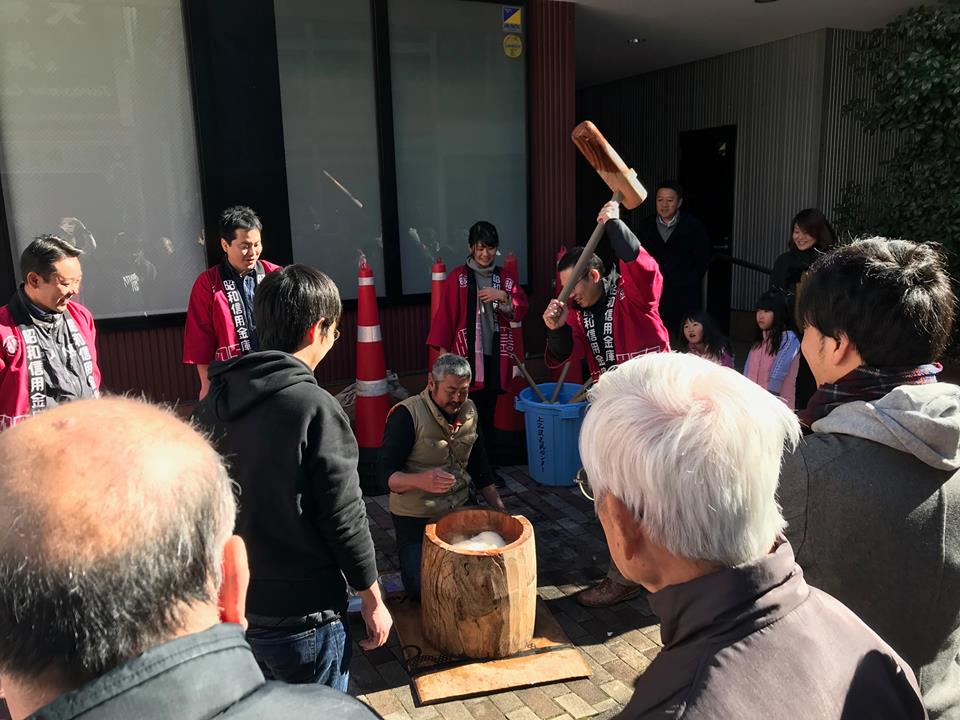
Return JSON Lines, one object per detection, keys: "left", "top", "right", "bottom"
{"left": 428, "top": 256, "right": 446, "bottom": 369}
{"left": 355, "top": 256, "right": 391, "bottom": 452}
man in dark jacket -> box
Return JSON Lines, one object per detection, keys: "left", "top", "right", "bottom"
{"left": 194, "top": 264, "right": 392, "bottom": 691}
{"left": 634, "top": 180, "right": 710, "bottom": 338}
{"left": 0, "top": 397, "right": 377, "bottom": 720}
{"left": 579, "top": 352, "right": 924, "bottom": 719}
{"left": 780, "top": 238, "right": 960, "bottom": 719}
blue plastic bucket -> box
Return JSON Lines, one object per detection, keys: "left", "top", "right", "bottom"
{"left": 514, "top": 383, "right": 588, "bottom": 487}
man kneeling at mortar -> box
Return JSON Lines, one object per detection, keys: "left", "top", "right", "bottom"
{"left": 580, "top": 353, "right": 925, "bottom": 719}
{"left": 379, "top": 353, "right": 505, "bottom": 600}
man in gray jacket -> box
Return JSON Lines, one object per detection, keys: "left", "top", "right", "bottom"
{"left": 780, "top": 237, "right": 960, "bottom": 719}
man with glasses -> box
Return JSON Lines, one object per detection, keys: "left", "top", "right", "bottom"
{"left": 193, "top": 264, "right": 392, "bottom": 690}
{"left": 579, "top": 352, "right": 924, "bottom": 718}
{"left": 0, "top": 235, "right": 100, "bottom": 430}
{"left": 379, "top": 353, "right": 505, "bottom": 600}
{"left": 543, "top": 200, "right": 670, "bottom": 607}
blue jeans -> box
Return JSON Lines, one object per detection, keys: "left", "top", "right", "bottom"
{"left": 392, "top": 514, "right": 432, "bottom": 601}
{"left": 246, "top": 619, "right": 351, "bottom": 691}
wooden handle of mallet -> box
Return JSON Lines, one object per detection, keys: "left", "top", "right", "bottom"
{"left": 549, "top": 362, "right": 571, "bottom": 403}
{"left": 510, "top": 353, "right": 549, "bottom": 403}
{"left": 569, "top": 376, "right": 596, "bottom": 404}
{"left": 556, "top": 120, "right": 648, "bottom": 310}
{"left": 556, "top": 190, "right": 623, "bottom": 306}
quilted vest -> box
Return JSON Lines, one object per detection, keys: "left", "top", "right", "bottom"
{"left": 388, "top": 388, "right": 478, "bottom": 519}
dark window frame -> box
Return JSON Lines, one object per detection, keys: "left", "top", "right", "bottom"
{"left": 0, "top": 0, "right": 530, "bottom": 331}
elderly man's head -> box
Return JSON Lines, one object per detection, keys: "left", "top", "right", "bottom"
{"left": 0, "top": 398, "right": 245, "bottom": 714}
{"left": 580, "top": 353, "right": 801, "bottom": 590}
{"left": 428, "top": 353, "right": 472, "bottom": 416}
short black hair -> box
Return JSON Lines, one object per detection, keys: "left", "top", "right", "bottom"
{"left": 753, "top": 289, "right": 791, "bottom": 355}
{"left": 220, "top": 205, "right": 262, "bottom": 244}
{"left": 557, "top": 246, "right": 604, "bottom": 276}
{"left": 468, "top": 221, "right": 499, "bottom": 248}
{"left": 20, "top": 235, "right": 82, "bottom": 280}
{"left": 798, "top": 238, "right": 955, "bottom": 366}
{"left": 676, "top": 309, "right": 731, "bottom": 358}
{"left": 656, "top": 180, "right": 683, "bottom": 199}
{"left": 255, "top": 265, "right": 341, "bottom": 353}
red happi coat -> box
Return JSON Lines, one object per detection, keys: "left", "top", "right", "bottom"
{"left": 546, "top": 251, "right": 670, "bottom": 382}
{"left": 426, "top": 263, "right": 528, "bottom": 390}
{"left": 0, "top": 300, "right": 100, "bottom": 431}
{"left": 183, "top": 261, "right": 281, "bottom": 365}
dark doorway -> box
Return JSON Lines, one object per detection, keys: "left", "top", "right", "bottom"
{"left": 678, "top": 126, "right": 736, "bottom": 334}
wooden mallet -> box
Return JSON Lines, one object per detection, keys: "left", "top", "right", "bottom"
{"left": 555, "top": 122, "right": 647, "bottom": 307}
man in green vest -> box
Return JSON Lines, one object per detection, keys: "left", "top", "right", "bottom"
{"left": 379, "top": 353, "right": 505, "bottom": 600}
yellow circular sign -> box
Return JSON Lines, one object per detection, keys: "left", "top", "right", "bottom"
{"left": 503, "top": 34, "right": 523, "bottom": 59}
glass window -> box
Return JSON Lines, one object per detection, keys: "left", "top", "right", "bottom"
{"left": 0, "top": 0, "right": 206, "bottom": 318}
{"left": 389, "top": 0, "right": 528, "bottom": 294}
{"left": 274, "top": 0, "right": 385, "bottom": 300}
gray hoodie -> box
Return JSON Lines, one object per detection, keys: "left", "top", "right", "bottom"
{"left": 780, "top": 383, "right": 960, "bottom": 719}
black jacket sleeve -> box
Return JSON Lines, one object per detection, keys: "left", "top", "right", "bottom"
{"left": 304, "top": 393, "right": 378, "bottom": 592}
{"left": 546, "top": 325, "right": 574, "bottom": 361}
{"left": 604, "top": 219, "right": 641, "bottom": 262}
{"left": 378, "top": 406, "right": 415, "bottom": 489}
{"left": 467, "top": 426, "right": 496, "bottom": 489}
{"left": 688, "top": 216, "right": 712, "bottom": 279}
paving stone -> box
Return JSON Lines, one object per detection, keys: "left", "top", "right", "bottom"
{"left": 577, "top": 652, "right": 614, "bottom": 684}
{"left": 552, "top": 612, "right": 588, "bottom": 640}
{"left": 566, "top": 679, "right": 610, "bottom": 706}
{"left": 392, "top": 685, "right": 440, "bottom": 719}
{"left": 579, "top": 643, "right": 617, "bottom": 665}
{"left": 489, "top": 692, "right": 525, "bottom": 714}
{"left": 506, "top": 708, "right": 541, "bottom": 720}
{"left": 367, "top": 644, "right": 397, "bottom": 666}
{"left": 365, "top": 689, "right": 406, "bottom": 717}
{"left": 591, "top": 699, "right": 619, "bottom": 714}
{"left": 553, "top": 692, "right": 597, "bottom": 718}
{"left": 383, "top": 712, "right": 414, "bottom": 720}
{"left": 377, "top": 659, "right": 411, "bottom": 687}
{"left": 350, "top": 653, "right": 385, "bottom": 692}
{"left": 601, "top": 658, "right": 640, "bottom": 686}
{"left": 514, "top": 687, "right": 566, "bottom": 719}
{"left": 436, "top": 701, "right": 474, "bottom": 720}
{"left": 599, "top": 680, "right": 634, "bottom": 704}
{"left": 642, "top": 626, "right": 662, "bottom": 645}
{"left": 537, "top": 585, "right": 565, "bottom": 600}
{"left": 539, "top": 683, "right": 570, "bottom": 699}
{"left": 464, "top": 697, "right": 508, "bottom": 720}
{"left": 621, "top": 629, "right": 659, "bottom": 654}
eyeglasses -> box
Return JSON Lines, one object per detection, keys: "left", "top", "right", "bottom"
{"left": 574, "top": 467, "right": 594, "bottom": 502}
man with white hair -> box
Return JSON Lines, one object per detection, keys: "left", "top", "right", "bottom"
{"left": 580, "top": 353, "right": 925, "bottom": 719}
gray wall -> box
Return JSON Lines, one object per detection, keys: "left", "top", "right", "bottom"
{"left": 577, "top": 28, "right": 894, "bottom": 310}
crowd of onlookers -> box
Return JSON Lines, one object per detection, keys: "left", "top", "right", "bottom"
{"left": 0, "top": 193, "right": 957, "bottom": 720}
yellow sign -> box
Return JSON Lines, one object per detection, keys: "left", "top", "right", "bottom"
{"left": 503, "top": 33, "right": 523, "bottom": 59}
{"left": 503, "top": 6, "right": 522, "bottom": 33}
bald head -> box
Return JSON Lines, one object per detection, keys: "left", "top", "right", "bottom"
{"left": 0, "top": 397, "right": 236, "bottom": 680}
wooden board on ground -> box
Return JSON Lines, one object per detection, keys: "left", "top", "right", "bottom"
{"left": 390, "top": 596, "right": 591, "bottom": 705}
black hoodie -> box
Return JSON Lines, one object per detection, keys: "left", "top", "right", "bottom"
{"left": 193, "top": 351, "right": 378, "bottom": 618}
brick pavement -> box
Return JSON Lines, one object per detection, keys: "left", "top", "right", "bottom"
{"left": 348, "top": 467, "right": 660, "bottom": 719}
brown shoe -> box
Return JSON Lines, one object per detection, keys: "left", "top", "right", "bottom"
{"left": 576, "top": 577, "right": 646, "bottom": 608}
